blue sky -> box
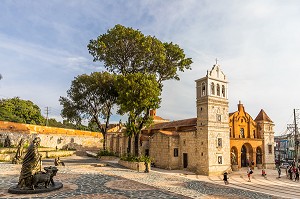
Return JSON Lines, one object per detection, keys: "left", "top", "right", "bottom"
{"left": 1, "top": 0, "right": 300, "bottom": 135}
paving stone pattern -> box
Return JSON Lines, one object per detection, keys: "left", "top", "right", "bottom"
{"left": 0, "top": 156, "right": 285, "bottom": 199}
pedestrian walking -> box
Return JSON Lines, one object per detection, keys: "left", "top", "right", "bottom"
{"left": 289, "top": 167, "right": 293, "bottom": 180}
{"left": 251, "top": 160, "right": 255, "bottom": 170}
{"left": 262, "top": 169, "right": 267, "bottom": 179}
{"left": 223, "top": 172, "right": 229, "bottom": 185}
{"left": 277, "top": 167, "right": 281, "bottom": 178}
{"left": 296, "top": 168, "right": 299, "bottom": 182}
{"left": 247, "top": 167, "right": 253, "bottom": 182}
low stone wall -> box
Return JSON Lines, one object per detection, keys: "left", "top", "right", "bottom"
{"left": 118, "top": 160, "right": 151, "bottom": 172}
{"left": 0, "top": 147, "right": 56, "bottom": 154}
{"left": 0, "top": 153, "right": 14, "bottom": 161}
{"left": 99, "top": 156, "right": 118, "bottom": 161}
{"left": 40, "top": 150, "right": 76, "bottom": 158}
{"left": 0, "top": 149, "right": 76, "bottom": 161}
{"left": 0, "top": 121, "right": 103, "bottom": 151}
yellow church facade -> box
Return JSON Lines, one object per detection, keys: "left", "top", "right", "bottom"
{"left": 229, "top": 101, "right": 275, "bottom": 169}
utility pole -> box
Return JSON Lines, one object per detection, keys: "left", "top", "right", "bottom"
{"left": 294, "top": 109, "right": 299, "bottom": 166}
{"left": 45, "top": 107, "right": 50, "bottom": 126}
{"left": 287, "top": 109, "right": 300, "bottom": 166}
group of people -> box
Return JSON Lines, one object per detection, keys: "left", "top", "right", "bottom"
{"left": 223, "top": 163, "right": 300, "bottom": 185}
{"left": 286, "top": 165, "right": 300, "bottom": 181}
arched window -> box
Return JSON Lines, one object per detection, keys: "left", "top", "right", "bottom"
{"left": 217, "top": 84, "right": 220, "bottom": 96}
{"left": 211, "top": 82, "right": 215, "bottom": 95}
{"left": 201, "top": 82, "right": 206, "bottom": 96}
{"left": 222, "top": 85, "right": 225, "bottom": 97}
{"left": 240, "top": 128, "right": 245, "bottom": 138}
{"left": 256, "top": 147, "right": 262, "bottom": 164}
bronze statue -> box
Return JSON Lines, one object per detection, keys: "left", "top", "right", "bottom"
{"left": 17, "top": 137, "right": 42, "bottom": 189}
{"left": 4, "top": 135, "right": 11, "bottom": 147}
{"left": 54, "top": 157, "right": 65, "bottom": 166}
{"left": 31, "top": 166, "right": 58, "bottom": 190}
{"left": 8, "top": 137, "right": 62, "bottom": 193}
{"left": 12, "top": 138, "right": 25, "bottom": 164}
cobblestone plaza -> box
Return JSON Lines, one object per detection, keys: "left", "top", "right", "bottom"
{"left": 0, "top": 155, "right": 297, "bottom": 198}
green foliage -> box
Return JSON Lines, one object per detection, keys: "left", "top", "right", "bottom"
{"left": 116, "top": 73, "right": 161, "bottom": 155}
{"left": 88, "top": 24, "right": 192, "bottom": 88}
{"left": 0, "top": 97, "right": 45, "bottom": 125}
{"left": 120, "top": 154, "right": 152, "bottom": 163}
{"left": 60, "top": 71, "right": 118, "bottom": 150}
{"left": 97, "top": 150, "right": 115, "bottom": 157}
{"left": 116, "top": 73, "right": 161, "bottom": 135}
{"left": 88, "top": 24, "right": 192, "bottom": 156}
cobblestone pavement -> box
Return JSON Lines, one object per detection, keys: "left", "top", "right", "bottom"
{"left": 0, "top": 156, "right": 292, "bottom": 199}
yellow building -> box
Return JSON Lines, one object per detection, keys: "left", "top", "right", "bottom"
{"left": 229, "top": 101, "right": 275, "bottom": 169}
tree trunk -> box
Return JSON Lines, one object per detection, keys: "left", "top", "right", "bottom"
{"left": 103, "top": 133, "right": 106, "bottom": 151}
{"left": 127, "top": 136, "right": 132, "bottom": 154}
{"left": 134, "top": 133, "right": 140, "bottom": 157}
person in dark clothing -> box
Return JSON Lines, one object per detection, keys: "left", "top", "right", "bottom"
{"left": 295, "top": 168, "right": 299, "bottom": 182}
{"left": 223, "top": 172, "right": 229, "bottom": 185}
{"left": 277, "top": 167, "right": 281, "bottom": 178}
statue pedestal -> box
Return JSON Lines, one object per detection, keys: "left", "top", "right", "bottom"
{"left": 231, "top": 165, "right": 239, "bottom": 171}
{"left": 8, "top": 182, "right": 63, "bottom": 194}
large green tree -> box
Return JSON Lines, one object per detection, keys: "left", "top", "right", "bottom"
{"left": 0, "top": 97, "right": 45, "bottom": 125}
{"left": 116, "top": 73, "right": 161, "bottom": 155}
{"left": 59, "top": 72, "right": 118, "bottom": 150}
{"left": 88, "top": 24, "right": 193, "bottom": 88}
{"left": 88, "top": 24, "right": 192, "bottom": 156}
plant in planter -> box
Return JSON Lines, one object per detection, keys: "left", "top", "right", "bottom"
{"left": 97, "top": 150, "right": 115, "bottom": 157}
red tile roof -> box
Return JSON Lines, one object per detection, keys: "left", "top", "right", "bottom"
{"left": 254, "top": 109, "right": 273, "bottom": 122}
{"left": 148, "top": 118, "right": 197, "bottom": 130}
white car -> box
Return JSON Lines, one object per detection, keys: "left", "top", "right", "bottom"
{"left": 280, "top": 162, "right": 290, "bottom": 169}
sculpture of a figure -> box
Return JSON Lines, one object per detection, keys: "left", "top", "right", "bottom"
{"left": 54, "top": 157, "right": 65, "bottom": 166}
{"left": 12, "top": 138, "right": 25, "bottom": 164}
{"left": 231, "top": 152, "right": 237, "bottom": 165}
{"left": 4, "top": 135, "right": 11, "bottom": 147}
{"left": 17, "top": 137, "right": 42, "bottom": 189}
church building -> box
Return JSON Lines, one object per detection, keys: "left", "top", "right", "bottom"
{"left": 106, "top": 63, "right": 275, "bottom": 175}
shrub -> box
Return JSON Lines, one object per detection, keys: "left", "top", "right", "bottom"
{"left": 120, "top": 154, "right": 152, "bottom": 163}
{"left": 97, "top": 150, "right": 115, "bottom": 157}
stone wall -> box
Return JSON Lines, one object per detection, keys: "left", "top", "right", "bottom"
{"left": 0, "top": 121, "right": 103, "bottom": 151}
{"left": 150, "top": 133, "right": 179, "bottom": 169}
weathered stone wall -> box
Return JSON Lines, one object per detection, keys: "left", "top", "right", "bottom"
{"left": 0, "top": 121, "right": 103, "bottom": 151}
{"left": 178, "top": 131, "right": 199, "bottom": 172}
{"left": 149, "top": 133, "right": 179, "bottom": 169}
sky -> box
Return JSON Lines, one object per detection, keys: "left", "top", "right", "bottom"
{"left": 0, "top": 0, "right": 299, "bottom": 135}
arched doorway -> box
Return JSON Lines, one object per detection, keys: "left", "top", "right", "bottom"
{"left": 241, "top": 145, "right": 247, "bottom": 167}
{"left": 241, "top": 143, "right": 254, "bottom": 167}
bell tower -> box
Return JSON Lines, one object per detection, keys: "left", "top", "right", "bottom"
{"left": 195, "top": 62, "right": 231, "bottom": 175}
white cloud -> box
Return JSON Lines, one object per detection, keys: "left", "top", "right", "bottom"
{"left": 1, "top": 1, "right": 300, "bottom": 135}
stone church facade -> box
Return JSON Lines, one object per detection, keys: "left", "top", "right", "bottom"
{"left": 106, "top": 63, "right": 275, "bottom": 175}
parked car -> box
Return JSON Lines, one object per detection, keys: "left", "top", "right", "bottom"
{"left": 280, "top": 162, "right": 290, "bottom": 169}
